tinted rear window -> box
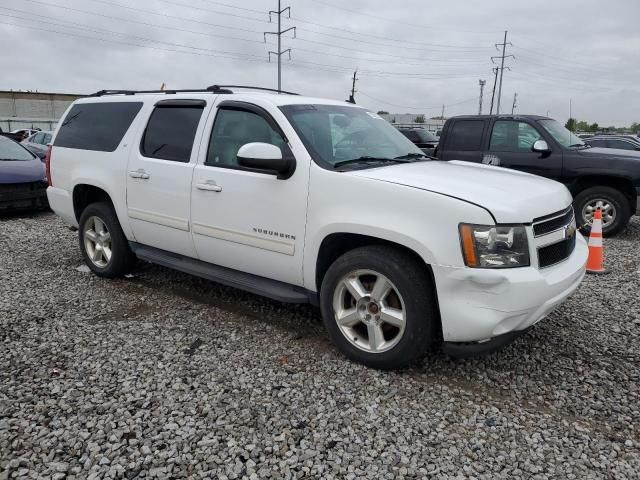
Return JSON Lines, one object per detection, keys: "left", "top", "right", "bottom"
{"left": 54, "top": 102, "right": 143, "bottom": 152}
{"left": 448, "top": 120, "right": 485, "bottom": 151}
{"left": 141, "top": 105, "right": 204, "bottom": 162}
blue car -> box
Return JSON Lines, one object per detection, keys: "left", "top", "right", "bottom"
{"left": 0, "top": 136, "right": 49, "bottom": 211}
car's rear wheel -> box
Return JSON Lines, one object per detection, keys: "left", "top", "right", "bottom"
{"left": 320, "top": 245, "right": 438, "bottom": 369}
{"left": 78, "top": 202, "right": 135, "bottom": 277}
{"left": 573, "top": 186, "right": 630, "bottom": 237}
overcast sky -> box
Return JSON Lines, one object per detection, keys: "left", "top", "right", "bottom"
{"left": 3, "top": 0, "right": 639, "bottom": 125}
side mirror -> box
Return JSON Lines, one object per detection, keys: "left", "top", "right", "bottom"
{"left": 532, "top": 139, "right": 550, "bottom": 153}
{"left": 237, "top": 142, "right": 294, "bottom": 179}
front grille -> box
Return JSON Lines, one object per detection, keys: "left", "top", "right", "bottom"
{"left": 538, "top": 234, "right": 576, "bottom": 268}
{"left": 533, "top": 207, "right": 574, "bottom": 236}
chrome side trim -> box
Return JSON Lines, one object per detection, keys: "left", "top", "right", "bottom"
{"left": 128, "top": 207, "right": 189, "bottom": 231}
{"left": 192, "top": 223, "right": 295, "bottom": 256}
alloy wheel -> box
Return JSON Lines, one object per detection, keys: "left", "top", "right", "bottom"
{"left": 332, "top": 269, "right": 406, "bottom": 353}
{"left": 83, "top": 216, "right": 112, "bottom": 268}
{"left": 582, "top": 199, "right": 616, "bottom": 228}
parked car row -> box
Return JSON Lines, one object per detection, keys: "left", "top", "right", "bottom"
{"left": 21, "top": 130, "right": 53, "bottom": 159}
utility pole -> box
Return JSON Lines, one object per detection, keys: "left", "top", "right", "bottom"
{"left": 569, "top": 98, "right": 573, "bottom": 130}
{"left": 511, "top": 92, "right": 517, "bottom": 114}
{"left": 441, "top": 104, "right": 445, "bottom": 120}
{"left": 489, "top": 67, "right": 499, "bottom": 115}
{"left": 347, "top": 70, "right": 358, "bottom": 104}
{"left": 478, "top": 79, "right": 486, "bottom": 115}
{"left": 264, "top": 1, "right": 296, "bottom": 92}
{"left": 491, "top": 30, "right": 514, "bottom": 114}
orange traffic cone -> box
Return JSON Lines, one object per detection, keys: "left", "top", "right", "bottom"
{"left": 586, "top": 208, "right": 606, "bottom": 274}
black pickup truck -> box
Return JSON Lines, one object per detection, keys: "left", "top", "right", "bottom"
{"left": 436, "top": 115, "right": 640, "bottom": 236}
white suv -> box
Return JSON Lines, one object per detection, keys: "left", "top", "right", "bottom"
{"left": 46, "top": 85, "right": 588, "bottom": 369}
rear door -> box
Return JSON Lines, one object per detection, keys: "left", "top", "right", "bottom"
{"left": 484, "top": 119, "right": 563, "bottom": 179}
{"left": 439, "top": 119, "right": 487, "bottom": 162}
{"left": 126, "top": 99, "right": 208, "bottom": 258}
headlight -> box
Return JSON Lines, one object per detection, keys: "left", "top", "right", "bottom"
{"left": 459, "top": 224, "right": 530, "bottom": 268}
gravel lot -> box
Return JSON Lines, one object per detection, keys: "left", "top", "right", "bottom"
{"left": 1, "top": 211, "right": 639, "bottom": 479}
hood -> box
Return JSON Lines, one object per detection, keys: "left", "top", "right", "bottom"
{"left": 578, "top": 146, "right": 640, "bottom": 160}
{"left": 348, "top": 160, "right": 572, "bottom": 223}
{"left": 0, "top": 158, "right": 46, "bottom": 184}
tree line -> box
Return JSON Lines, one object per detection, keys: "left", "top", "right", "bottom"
{"left": 564, "top": 118, "right": 640, "bottom": 134}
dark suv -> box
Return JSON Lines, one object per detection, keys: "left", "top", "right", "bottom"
{"left": 436, "top": 115, "right": 640, "bottom": 236}
{"left": 397, "top": 127, "right": 438, "bottom": 156}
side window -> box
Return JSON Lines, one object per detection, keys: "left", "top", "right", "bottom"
{"left": 608, "top": 139, "right": 635, "bottom": 150}
{"left": 31, "top": 133, "right": 44, "bottom": 144}
{"left": 206, "top": 109, "right": 286, "bottom": 167}
{"left": 448, "top": 120, "right": 485, "bottom": 151}
{"left": 490, "top": 121, "right": 541, "bottom": 152}
{"left": 141, "top": 104, "right": 204, "bottom": 162}
{"left": 588, "top": 139, "right": 606, "bottom": 148}
{"left": 54, "top": 102, "right": 143, "bottom": 152}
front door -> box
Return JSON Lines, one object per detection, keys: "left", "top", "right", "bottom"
{"left": 484, "top": 120, "right": 562, "bottom": 179}
{"left": 190, "top": 102, "right": 309, "bottom": 286}
{"left": 126, "top": 99, "right": 208, "bottom": 257}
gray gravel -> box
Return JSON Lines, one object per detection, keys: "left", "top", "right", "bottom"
{"left": 1, "top": 211, "right": 639, "bottom": 479}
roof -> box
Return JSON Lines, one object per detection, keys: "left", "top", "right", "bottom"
{"left": 449, "top": 114, "right": 552, "bottom": 121}
{"left": 75, "top": 88, "right": 362, "bottom": 109}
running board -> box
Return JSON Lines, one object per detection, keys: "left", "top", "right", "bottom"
{"left": 130, "top": 243, "right": 310, "bottom": 304}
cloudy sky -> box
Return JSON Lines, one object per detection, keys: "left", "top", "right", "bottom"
{"left": 3, "top": 0, "right": 639, "bottom": 125}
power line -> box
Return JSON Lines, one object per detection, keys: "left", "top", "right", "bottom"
{"left": 24, "top": 0, "right": 489, "bottom": 64}
{"left": 0, "top": 16, "right": 487, "bottom": 82}
{"left": 310, "top": 0, "right": 497, "bottom": 35}
{"left": 358, "top": 91, "right": 483, "bottom": 111}
{"left": 88, "top": 0, "right": 271, "bottom": 26}
{"left": 202, "top": 0, "right": 495, "bottom": 44}
{"left": 264, "top": 1, "right": 296, "bottom": 91}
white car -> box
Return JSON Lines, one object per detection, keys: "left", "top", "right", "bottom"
{"left": 46, "top": 86, "right": 588, "bottom": 369}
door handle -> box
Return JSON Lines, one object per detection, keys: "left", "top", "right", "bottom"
{"left": 196, "top": 180, "right": 222, "bottom": 192}
{"left": 128, "top": 169, "right": 150, "bottom": 179}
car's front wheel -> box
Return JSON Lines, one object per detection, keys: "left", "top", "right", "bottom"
{"left": 320, "top": 246, "right": 438, "bottom": 369}
{"left": 78, "top": 202, "right": 136, "bottom": 277}
{"left": 573, "top": 186, "right": 630, "bottom": 237}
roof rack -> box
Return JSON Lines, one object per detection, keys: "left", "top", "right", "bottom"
{"left": 89, "top": 85, "right": 299, "bottom": 97}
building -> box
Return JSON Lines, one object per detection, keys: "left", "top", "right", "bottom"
{"left": 0, "top": 90, "right": 83, "bottom": 132}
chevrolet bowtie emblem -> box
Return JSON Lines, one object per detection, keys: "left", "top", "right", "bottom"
{"left": 564, "top": 223, "right": 576, "bottom": 239}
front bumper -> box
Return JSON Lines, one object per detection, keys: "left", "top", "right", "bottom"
{"left": 433, "top": 232, "right": 588, "bottom": 344}
{"left": 0, "top": 181, "right": 49, "bottom": 210}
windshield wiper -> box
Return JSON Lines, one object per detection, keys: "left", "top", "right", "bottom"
{"left": 333, "top": 156, "right": 411, "bottom": 168}
{"left": 394, "top": 152, "right": 433, "bottom": 160}
{"left": 569, "top": 143, "right": 588, "bottom": 148}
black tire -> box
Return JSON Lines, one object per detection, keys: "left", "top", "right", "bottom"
{"left": 319, "top": 245, "right": 438, "bottom": 370}
{"left": 78, "top": 202, "right": 136, "bottom": 278}
{"left": 573, "top": 186, "right": 630, "bottom": 237}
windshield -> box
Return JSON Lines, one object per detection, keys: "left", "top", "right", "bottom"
{"left": 538, "top": 119, "right": 585, "bottom": 148}
{"left": 279, "top": 104, "right": 424, "bottom": 168}
{"left": 0, "top": 136, "right": 36, "bottom": 161}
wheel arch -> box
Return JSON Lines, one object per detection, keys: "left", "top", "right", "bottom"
{"left": 72, "top": 183, "right": 114, "bottom": 221}
{"left": 570, "top": 175, "right": 636, "bottom": 212}
{"left": 314, "top": 232, "right": 437, "bottom": 297}
{"left": 314, "top": 232, "right": 443, "bottom": 345}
